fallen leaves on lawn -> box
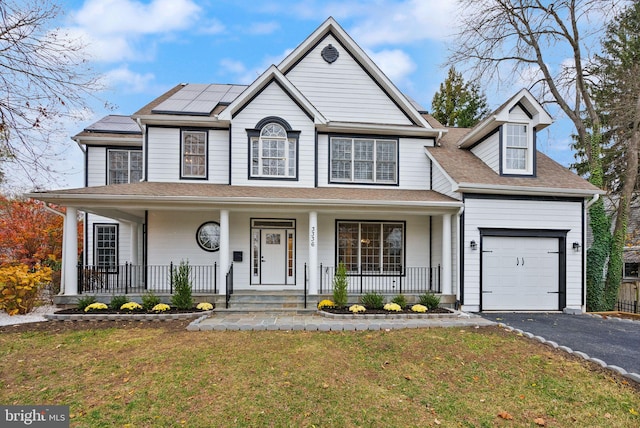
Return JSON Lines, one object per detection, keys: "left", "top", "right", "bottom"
{"left": 534, "top": 417, "right": 546, "bottom": 426}
{"left": 497, "top": 411, "right": 513, "bottom": 420}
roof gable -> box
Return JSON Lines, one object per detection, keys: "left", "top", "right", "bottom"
{"left": 458, "top": 88, "right": 553, "bottom": 148}
{"left": 217, "top": 65, "right": 326, "bottom": 124}
{"left": 277, "top": 17, "right": 433, "bottom": 129}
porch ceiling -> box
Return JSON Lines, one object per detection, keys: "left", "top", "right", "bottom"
{"left": 27, "top": 182, "right": 462, "bottom": 218}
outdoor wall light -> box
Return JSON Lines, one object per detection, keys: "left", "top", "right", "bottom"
{"left": 572, "top": 242, "right": 581, "bottom": 252}
{"left": 470, "top": 240, "right": 477, "bottom": 250}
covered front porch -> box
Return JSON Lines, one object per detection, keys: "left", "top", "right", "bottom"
{"left": 28, "top": 182, "right": 463, "bottom": 310}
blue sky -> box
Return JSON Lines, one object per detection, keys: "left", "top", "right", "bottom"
{"left": 31, "top": 0, "right": 578, "bottom": 189}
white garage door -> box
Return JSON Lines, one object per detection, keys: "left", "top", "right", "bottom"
{"left": 482, "top": 236, "right": 559, "bottom": 311}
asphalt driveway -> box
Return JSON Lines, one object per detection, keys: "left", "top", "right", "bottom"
{"left": 481, "top": 313, "right": 640, "bottom": 376}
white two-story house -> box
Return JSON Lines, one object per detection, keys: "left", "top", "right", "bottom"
{"left": 30, "top": 17, "right": 601, "bottom": 312}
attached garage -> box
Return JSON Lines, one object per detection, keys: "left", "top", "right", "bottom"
{"left": 480, "top": 231, "right": 567, "bottom": 311}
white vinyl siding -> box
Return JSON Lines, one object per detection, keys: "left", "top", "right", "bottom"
{"left": 431, "top": 165, "right": 460, "bottom": 200}
{"left": 146, "top": 128, "right": 229, "bottom": 183}
{"left": 470, "top": 132, "right": 499, "bottom": 173}
{"left": 231, "top": 81, "right": 315, "bottom": 187}
{"left": 286, "top": 34, "right": 412, "bottom": 125}
{"left": 86, "top": 146, "right": 106, "bottom": 186}
{"left": 463, "top": 198, "right": 583, "bottom": 312}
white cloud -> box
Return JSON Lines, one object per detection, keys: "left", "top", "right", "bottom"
{"left": 219, "top": 48, "right": 294, "bottom": 85}
{"left": 368, "top": 49, "right": 416, "bottom": 85}
{"left": 67, "top": 0, "right": 201, "bottom": 62}
{"left": 102, "top": 66, "right": 156, "bottom": 93}
{"left": 246, "top": 21, "right": 281, "bottom": 35}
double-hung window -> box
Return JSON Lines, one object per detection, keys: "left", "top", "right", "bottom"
{"left": 181, "top": 130, "right": 207, "bottom": 179}
{"left": 250, "top": 122, "right": 297, "bottom": 179}
{"left": 337, "top": 221, "right": 404, "bottom": 274}
{"left": 94, "top": 224, "right": 118, "bottom": 270}
{"left": 330, "top": 137, "right": 397, "bottom": 184}
{"left": 108, "top": 150, "right": 142, "bottom": 184}
{"left": 504, "top": 124, "right": 531, "bottom": 174}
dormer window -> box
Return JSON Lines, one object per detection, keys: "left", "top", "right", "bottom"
{"left": 249, "top": 119, "right": 298, "bottom": 180}
{"left": 502, "top": 123, "right": 533, "bottom": 175}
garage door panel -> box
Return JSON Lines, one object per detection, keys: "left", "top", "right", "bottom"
{"left": 482, "top": 236, "right": 560, "bottom": 311}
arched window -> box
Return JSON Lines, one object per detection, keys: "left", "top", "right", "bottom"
{"left": 250, "top": 120, "right": 297, "bottom": 179}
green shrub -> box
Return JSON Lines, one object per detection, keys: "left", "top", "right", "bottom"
{"left": 391, "top": 294, "right": 407, "bottom": 308}
{"left": 360, "top": 292, "right": 384, "bottom": 309}
{"left": 171, "top": 261, "right": 193, "bottom": 310}
{"left": 141, "top": 291, "right": 161, "bottom": 311}
{"left": 332, "top": 262, "right": 348, "bottom": 307}
{"left": 109, "top": 295, "right": 129, "bottom": 310}
{"left": 419, "top": 292, "right": 440, "bottom": 310}
{"left": 76, "top": 295, "right": 97, "bottom": 311}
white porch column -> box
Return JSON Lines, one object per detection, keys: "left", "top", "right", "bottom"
{"left": 219, "top": 209, "right": 230, "bottom": 295}
{"left": 130, "top": 222, "right": 139, "bottom": 265}
{"left": 441, "top": 213, "right": 452, "bottom": 295}
{"left": 308, "top": 211, "right": 318, "bottom": 295}
{"left": 63, "top": 207, "right": 78, "bottom": 296}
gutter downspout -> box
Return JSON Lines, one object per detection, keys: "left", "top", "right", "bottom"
{"left": 44, "top": 204, "right": 67, "bottom": 295}
{"left": 456, "top": 206, "right": 465, "bottom": 308}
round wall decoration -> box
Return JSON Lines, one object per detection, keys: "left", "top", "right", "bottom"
{"left": 196, "top": 221, "right": 221, "bottom": 252}
{"left": 321, "top": 44, "right": 339, "bottom": 64}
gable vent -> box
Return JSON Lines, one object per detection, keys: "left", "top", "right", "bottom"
{"left": 321, "top": 44, "right": 339, "bottom": 64}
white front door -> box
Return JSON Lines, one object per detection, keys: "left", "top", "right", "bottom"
{"left": 482, "top": 236, "right": 560, "bottom": 311}
{"left": 260, "top": 229, "right": 287, "bottom": 284}
{"left": 251, "top": 219, "right": 296, "bottom": 286}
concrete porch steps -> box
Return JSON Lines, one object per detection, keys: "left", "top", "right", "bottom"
{"left": 214, "top": 291, "right": 316, "bottom": 313}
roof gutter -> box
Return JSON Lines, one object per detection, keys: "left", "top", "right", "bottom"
{"left": 457, "top": 182, "right": 605, "bottom": 198}
{"left": 586, "top": 193, "right": 600, "bottom": 208}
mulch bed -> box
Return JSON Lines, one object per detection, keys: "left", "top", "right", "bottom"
{"left": 321, "top": 307, "right": 452, "bottom": 315}
{"left": 54, "top": 308, "right": 210, "bottom": 315}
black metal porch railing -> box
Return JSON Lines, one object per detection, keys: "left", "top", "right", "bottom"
{"left": 318, "top": 265, "right": 441, "bottom": 295}
{"left": 78, "top": 263, "right": 217, "bottom": 294}
{"left": 225, "top": 263, "right": 234, "bottom": 308}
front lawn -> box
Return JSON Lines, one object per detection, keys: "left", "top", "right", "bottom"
{"left": 1, "top": 321, "right": 638, "bottom": 427}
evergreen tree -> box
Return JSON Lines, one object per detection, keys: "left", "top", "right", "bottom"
{"left": 431, "top": 67, "right": 489, "bottom": 128}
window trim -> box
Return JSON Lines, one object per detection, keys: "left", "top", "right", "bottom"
{"left": 500, "top": 123, "right": 535, "bottom": 176}
{"left": 624, "top": 261, "right": 639, "bottom": 279}
{"left": 247, "top": 117, "right": 299, "bottom": 181}
{"left": 106, "top": 148, "right": 143, "bottom": 185}
{"left": 93, "top": 223, "right": 118, "bottom": 271}
{"left": 329, "top": 135, "right": 399, "bottom": 185}
{"left": 180, "top": 129, "right": 208, "bottom": 180}
{"left": 335, "top": 220, "right": 406, "bottom": 275}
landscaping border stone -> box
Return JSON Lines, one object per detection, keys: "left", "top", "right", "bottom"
{"left": 44, "top": 310, "right": 213, "bottom": 322}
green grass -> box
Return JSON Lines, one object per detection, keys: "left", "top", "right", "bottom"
{"left": 1, "top": 324, "right": 639, "bottom": 427}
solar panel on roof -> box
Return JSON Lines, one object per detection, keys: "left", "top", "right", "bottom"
{"left": 151, "top": 83, "right": 247, "bottom": 115}
{"left": 84, "top": 115, "right": 140, "bottom": 134}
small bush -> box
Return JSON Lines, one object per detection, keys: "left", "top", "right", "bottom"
{"left": 120, "top": 302, "right": 142, "bottom": 311}
{"left": 383, "top": 302, "right": 402, "bottom": 312}
{"left": 141, "top": 291, "right": 161, "bottom": 310}
{"left": 109, "top": 295, "right": 129, "bottom": 310}
{"left": 0, "top": 264, "right": 53, "bottom": 315}
{"left": 360, "top": 292, "right": 384, "bottom": 309}
{"left": 77, "top": 295, "right": 97, "bottom": 311}
{"left": 332, "top": 262, "right": 348, "bottom": 307}
{"left": 84, "top": 302, "right": 108, "bottom": 312}
{"left": 419, "top": 292, "right": 440, "bottom": 310}
{"left": 171, "top": 261, "right": 193, "bottom": 310}
{"left": 391, "top": 294, "right": 407, "bottom": 308}
{"left": 317, "top": 299, "right": 335, "bottom": 309}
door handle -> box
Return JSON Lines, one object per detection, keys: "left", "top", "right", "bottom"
{"left": 521, "top": 257, "right": 524, "bottom": 266}
{"left": 516, "top": 258, "right": 519, "bottom": 266}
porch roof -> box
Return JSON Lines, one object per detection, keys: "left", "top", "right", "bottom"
{"left": 28, "top": 182, "right": 462, "bottom": 219}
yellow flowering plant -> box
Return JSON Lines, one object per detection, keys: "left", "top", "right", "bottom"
{"left": 383, "top": 303, "right": 402, "bottom": 312}
{"left": 411, "top": 304, "right": 427, "bottom": 313}
{"left": 84, "top": 302, "right": 108, "bottom": 312}
{"left": 120, "top": 302, "right": 142, "bottom": 311}
{"left": 152, "top": 303, "right": 171, "bottom": 312}
{"left": 348, "top": 304, "right": 366, "bottom": 313}
{"left": 317, "top": 299, "right": 335, "bottom": 309}
{"left": 196, "top": 302, "right": 213, "bottom": 311}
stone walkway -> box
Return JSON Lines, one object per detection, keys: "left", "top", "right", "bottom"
{"left": 187, "top": 310, "right": 495, "bottom": 331}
